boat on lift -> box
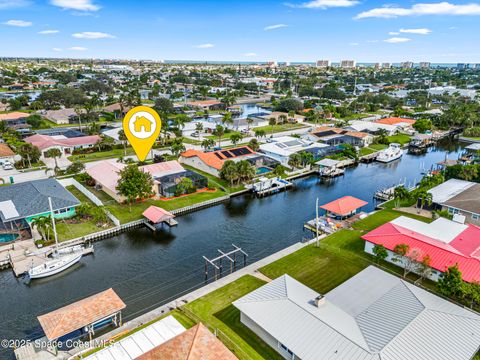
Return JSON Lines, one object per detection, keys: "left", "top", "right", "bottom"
{"left": 376, "top": 143, "right": 403, "bottom": 163}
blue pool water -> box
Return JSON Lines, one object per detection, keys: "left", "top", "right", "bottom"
{"left": 0, "top": 233, "right": 18, "bottom": 243}
{"left": 256, "top": 166, "right": 271, "bottom": 174}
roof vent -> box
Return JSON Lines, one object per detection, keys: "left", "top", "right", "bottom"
{"left": 314, "top": 295, "right": 325, "bottom": 307}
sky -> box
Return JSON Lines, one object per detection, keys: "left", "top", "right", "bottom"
{"left": 1, "top": 0, "right": 480, "bottom": 63}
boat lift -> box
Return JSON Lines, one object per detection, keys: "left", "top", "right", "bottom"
{"left": 203, "top": 244, "right": 248, "bottom": 281}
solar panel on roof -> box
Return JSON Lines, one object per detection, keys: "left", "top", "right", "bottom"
{"left": 284, "top": 140, "right": 302, "bottom": 147}
{"left": 214, "top": 153, "right": 223, "bottom": 159}
{"left": 221, "top": 151, "right": 234, "bottom": 158}
{"left": 230, "top": 147, "right": 252, "bottom": 156}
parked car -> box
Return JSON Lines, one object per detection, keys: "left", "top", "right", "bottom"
{"left": 191, "top": 132, "right": 199, "bottom": 138}
{"left": 3, "top": 162, "right": 13, "bottom": 170}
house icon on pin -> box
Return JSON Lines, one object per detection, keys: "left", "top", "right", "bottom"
{"left": 133, "top": 116, "right": 152, "bottom": 133}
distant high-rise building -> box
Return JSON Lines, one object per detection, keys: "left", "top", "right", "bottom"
{"left": 419, "top": 62, "right": 431, "bottom": 69}
{"left": 401, "top": 61, "right": 414, "bottom": 69}
{"left": 340, "top": 60, "right": 356, "bottom": 68}
{"left": 316, "top": 60, "right": 330, "bottom": 68}
{"left": 457, "top": 63, "right": 468, "bottom": 69}
{"left": 267, "top": 61, "right": 277, "bottom": 67}
{"left": 374, "top": 63, "right": 382, "bottom": 69}
{"left": 475, "top": 64, "right": 480, "bottom": 69}
{"left": 382, "top": 63, "right": 392, "bottom": 69}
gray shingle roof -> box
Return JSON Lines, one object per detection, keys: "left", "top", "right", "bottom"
{"left": 0, "top": 179, "right": 80, "bottom": 221}
{"left": 234, "top": 266, "right": 480, "bottom": 360}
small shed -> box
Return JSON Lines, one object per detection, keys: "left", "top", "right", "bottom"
{"left": 143, "top": 206, "right": 177, "bottom": 228}
{"left": 37, "top": 288, "right": 125, "bottom": 343}
{"left": 320, "top": 196, "right": 368, "bottom": 219}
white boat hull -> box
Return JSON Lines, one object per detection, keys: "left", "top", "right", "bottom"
{"left": 376, "top": 151, "right": 403, "bottom": 163}
{"left": 28, "top": 253, "right": 82, "bottom": 279}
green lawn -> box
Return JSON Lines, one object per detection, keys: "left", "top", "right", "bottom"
{"left": 68, "top": 147, "right": 136, "bottom": 163}
{"left": 252, "top": 122, "right": 307, "bottom": 134}
{"left": 358, "top": 144, "right": 388, "bottom": 157}
{"left": 182, "top": 275, "right": 284, "bottom": 360}
{"left": 182, "top": 164, "right": 245, "bottom": 193}
{"left": 387, "top": 134, "right": 411, "bottom": 145}
{"left": 260, "top": 209, "right": 435, "bottom": 295}
{"left": 56, "top": 186, "right": 113, "bottom": 241}
{"left": 206, "top": 131, "right": 242, "bottom": 142}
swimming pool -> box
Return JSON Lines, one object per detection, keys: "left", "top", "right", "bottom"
{"left": 0, "top": 233, "right": 18, "bottom": 243}
{"left": 256, "top": 166, "right": 271, "bottom": 174}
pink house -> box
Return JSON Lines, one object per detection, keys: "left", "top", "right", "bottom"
{"left": 25, "top": 134, "right": 101, "bottom": 156}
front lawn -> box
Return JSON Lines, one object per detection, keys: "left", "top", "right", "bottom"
{"left": 182, "top": 275, "right": 284, "bottom": 360}
{"left": 252, "top": 122, "right": 307, "bottom": 134}
{"left": 358, "top": 144, "right": 387, "bottom": 157}
{"left": 68, "top": 147, "right": 136, "bottom": 162}
{"left": 386, "top": 134, "right": 411, "bottom": 145}
{"left": 182, "top": 164, "right": 245, "bottom": 193}
{"left": 352, "top": 209, "right": 432, "bottom": 232}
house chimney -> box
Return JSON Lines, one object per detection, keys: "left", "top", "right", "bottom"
{"left": 314, "top": 295, "right": 325, "bottom": 307}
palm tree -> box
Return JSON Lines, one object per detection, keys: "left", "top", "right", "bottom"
{"left": 237, "top": 160, "right": 255, "bottom": 183}
{"left": 201, "top": 138, "right": 215, "bottom": 151}
{"left": 170, "top": 141, "right": 186, "bottom": 158}
{"left": 269, "top": 117, "right": 277, "bottom": 135}
{"left": 416, "top": 189, "right": 433, "bottom": 213}
{"left": 44, "top": 148, "right": 62, "bottom": 174}
{"left": 393, "top": 185, "right": 410, "bottom": 208}
{"left": 222, "top": 112, "right": 233, "bottom": 129}
{"left": 246, "top": 117, "right": 254, "bottom": 131}
{"left": 213, "top": 125, "right": 225, "bottom": 148}
{"left": 230, "top": 133, "right": 243, "bottom": 146}
{"left": 288, "top": 153, "right": 302, "bottom": 169}
{"left": 30, "top": 216, "right": 51, "bottom": 241}
{"left": 118, "top": 129, "right": 128, "bottom": 156}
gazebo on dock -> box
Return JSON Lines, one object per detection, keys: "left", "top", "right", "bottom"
{"left": 320, "top": 196, "right": 368, "bottom": 219}
{"left": 142, "top": 206, "right": 177, "bottom": 229}
{"left": 37, "top": 288, "right": 126, "bottom": 346}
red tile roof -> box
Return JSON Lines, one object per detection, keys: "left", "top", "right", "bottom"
{"left": 0, "top": 143, "right": 15, "bottom": 157}
{"left": 0, "top": 111, "right": 29, "bottom": 121}
{"left": 362, "top": 222, "right": 480, "bottom": 282}
{"left": 38, "top": 288, "right": 125, "bottom": 340}
{"left": 181, "top": 147, "right": 254, "bottom": 170}
{"left": 137, "top": 323, "right": 238, "bottom": 360}
{"left": 375, "top": 117, "right": 416, "bottom": 126}
{"left": 320, "top": 196, "right": 368, "bottom": 216}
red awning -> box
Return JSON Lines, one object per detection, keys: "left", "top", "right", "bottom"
{"left": 320, "top": 196, "right": 368, "bottom": 216}
{"left": 142, "top": 206, "right": 175, "bottom": 224}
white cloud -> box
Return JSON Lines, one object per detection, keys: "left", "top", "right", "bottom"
{"left": 69, "top": 46, "right": 87, "bottom": 51}
{"left": 388, "top": 31, "right": 399, "bottom": 35}
{"left": 384, "top": 37, "right": 412, "bottom": 43}
{"left": 264, "top": 24, "right": 288, "bottom": 30}
{"left": 4, "top": 19, "right": 32, "bottom": 27}
{"left": 72, "top": 31, "right": 115, "bottom": 39}
{"left": 286, "top": 0, "right": 359, "bottom": 9}
{"left": 52, "top": 48, "right": 62, "bottom": 51}
{"left": 194, "top": 43, "right": 214, "bottom": 48}
{"left": 356, "top": 2, "right": 480, "bottom": 19}
{"left": 243, "top": 52, "right": 257, "bottom": 57}
{"left": 349, "top": 42, "right": 359, "bottom": 46}
{"left": 50, "top": 0, "right": 100, "bottom": 11}
{"left": 0, "top": 0, "right": 31, "bottom": 9}
{"left": 366, "top": 39, "right": 379, "bottom": 43}
{"left": 399, "top": 28, "right": 432, "bottom": 34}
{"left": 39, "top": 29, "right": 59, "bottom": 34}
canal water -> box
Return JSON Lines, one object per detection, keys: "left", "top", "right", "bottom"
{"left": 0, "top": 140, "right": 464, "bottom": 357}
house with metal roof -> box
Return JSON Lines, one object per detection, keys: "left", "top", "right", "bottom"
{"left": 233, "top": 266, "right": 480, "bottom": 360}
{"left": 362, "top": 216, "right": 480, "bottom": 282}
{"left": 0, "top": 178, "right": 80, "bottom": 232}
{"left": 428, "top": 179, "right": 480, "bottom": 225}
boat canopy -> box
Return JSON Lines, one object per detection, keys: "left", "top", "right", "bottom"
{"left": 316, "top": 158, "right": 341, "bottom": 168}
{"left": 143, "top": 206, "right": 175, "bottom": 224}
{"left": 320, "top": 196, "right": 368, "bottom": 217}
{"left": 37, "top": 288, "right": 125, "bottom": 341}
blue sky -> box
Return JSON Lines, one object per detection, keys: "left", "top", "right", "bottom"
{"left": 1, "top": 0, "right": 480, "bottom": 62}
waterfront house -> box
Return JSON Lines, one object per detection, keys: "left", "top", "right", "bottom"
{"left": 259, "top": 136, "right": 331, "bottom": 166}
{"left": 362, "top": 216, "right": 480, "bottom": 282}
{"left": 25, "top": 133, "right": 100, "bottom": 157}
{"left": 375, "top": 117, "right": 416, "bottom": 132}
{"left": 0, "top": 178, "right": 80, "bottom": 235}
{"left": 428, "top": 178, "right": 480, "bottom": 225}
{"left": 310, "top": 126, "right": 373, "bottom": 147}
{"left": 260, "top": 111, "right": 305, "bottom": 124}
{"left": 103, "top": 102, "right": 131, "bottom": 119}
{"left": 233, "top": 266, "right": 480, "bottom": 360}
{"left": 86, "top": 159, "right": 207, "bottom": 202}
{"left": 39, "top": 108, "right": 82, "bottom": 125}
{"left": 180, "top": 146, "right": 278, "bottom": 177}
{"left": 345, "top": 120, "right": 397, "bottom": 136}
{"left": 186, "top": 99, "right": 224, "bottom": 110}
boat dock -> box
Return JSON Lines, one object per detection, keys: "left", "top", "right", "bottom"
{"left": 248, "top": 177, "right": 293, "bottom": 197}
{"left": 374, "top": 182, "right": 406, "bottom": 201}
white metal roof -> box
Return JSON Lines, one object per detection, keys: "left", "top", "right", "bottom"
{"left": 234, "top": 266, "right": 480, "bottom": 360}
{"left": 259, "top": 136, "right": 328, "bottom": 157}
{"left": 87, "top": 315, "right": 185, "bottom": 360}
{"left": 391, "top": 216, "right": 468, "bottom": 244}
{"left": 0, "top": 200, "right": 19, "bottom": 220}
{"left": 466, "top": 143, "right": 480, "bottom": 151}
{"left": 428, "top": 178, "right": 475, "bottom": 204}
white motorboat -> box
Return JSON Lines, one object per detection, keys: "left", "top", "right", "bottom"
{"left": 377, "top": 143, "right": 403, "bottom": 163}
{"left": 27, "top": 197, "right": 89, "bottom": 280}
{"left": 28, "top": 252, "right": 82, "bottom": 279}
